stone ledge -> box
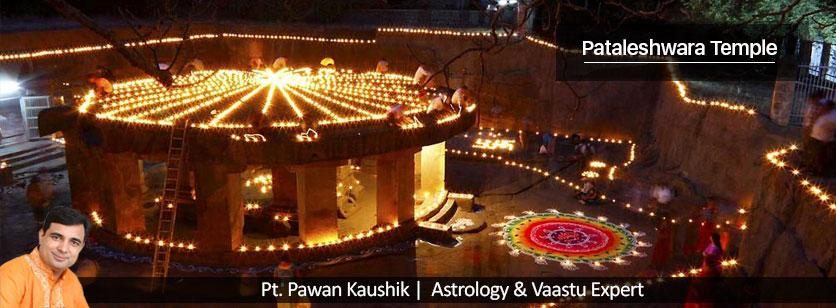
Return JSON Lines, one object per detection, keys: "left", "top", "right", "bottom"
{"left": 42, "top": 108, "right": 476, "bottom": 166}
{"left": 90, "top": 221, "right": 419, "bottom": 267}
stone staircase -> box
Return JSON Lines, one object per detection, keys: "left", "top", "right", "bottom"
{"left": 0, "top": 140, "right": 66, "bottom": 179}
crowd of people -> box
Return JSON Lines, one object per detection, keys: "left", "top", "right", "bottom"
{"left": 385, "top": 63, "right": 475, "bottom": 127}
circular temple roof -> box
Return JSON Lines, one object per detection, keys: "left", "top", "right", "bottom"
{"left": 81, "top": 69, "right": 444, "bottom": 131}
{"left": 64, "top": 68, "right": 476, "bottom": 165}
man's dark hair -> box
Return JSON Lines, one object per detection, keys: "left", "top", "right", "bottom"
{"left": 41, "top": 206, "right": 92, "bottom": 242}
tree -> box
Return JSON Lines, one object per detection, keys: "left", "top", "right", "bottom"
{"left": 42, "top": 0, "right": 215, "bottom": 87}
{"left": 684, "top": 0, "right": 836, "bottom": 43}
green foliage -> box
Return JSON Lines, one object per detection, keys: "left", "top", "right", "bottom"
{"left": 684, "top": 0, "right": 836, "bottom": 43}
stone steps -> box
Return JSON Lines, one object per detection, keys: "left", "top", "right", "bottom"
{"left": 0, "top": 140, "right": 55, "bottom": 160}
{"left": 5, "top": 145, "right": 62, "bottom": 168}
{"left": 427, "top": 199, "right": 458, "bottom": 224}
{"left": 0, "top": 140, "right": 66, "bottom": 177}
{"left": 13, "top": 155, "right": 66, "bottom": 176}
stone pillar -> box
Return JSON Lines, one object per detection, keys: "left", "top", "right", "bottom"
{"left": 413, "top": 152, "right": 422, "bottom": 196}
{"left": 63, "top": 127, "right": 100, "bottom": 216}
{"left": 271, "top": 166, "right": 297, "bottom": 210}
{"left": 770, "top": 80, "right": 796, "bottom": 126}
{"left": 376, "top": 150, "right": 417, "bottom": 225}
{"left": 138, "top": 160, "right": 145, "bottom": 198}
{"left": 770, "top": 56, "right": 799, "bottom": 126}
{"left": 395, "top": 151, "right": 416, "bottom": 223}
{"left": 194, "top": 164, "right": 244, "bottom": 252}
{"left": 295, "top": 161, "right": 341, "bottom": 244}
{"left": 376, "top": 158, "right": 397, "bottom": 226}
{"left": 420, "top": 141, "right": 446, "bottom": 197}
{"left": 99, "top": 152, "right": 145, "bottom": 234}
{"left": 516, "top": 2, "right": 528, "bottom": 36}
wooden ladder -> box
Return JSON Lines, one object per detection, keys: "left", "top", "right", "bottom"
{"left": 152, "top": 120, "right": 189, "bottom": 279}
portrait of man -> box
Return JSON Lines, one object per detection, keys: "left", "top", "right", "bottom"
{"left": 1, "top": 206, "right": 91, "bottom": 307}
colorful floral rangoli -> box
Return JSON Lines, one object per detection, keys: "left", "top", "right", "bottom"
{"left": 492, "top": 210, "right": 649, "bottom": 270}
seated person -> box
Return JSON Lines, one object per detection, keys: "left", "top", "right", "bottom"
{"left": 186, "top": 58, "right": 205, "bottom": 72}
{"left": 376, "top": 58, "right": 389, "bottom": 73}
{"left": 575, "top": 140, "right": 596, "bottom": 158}
{"left": 320, "top": 57, "right": 336, "bottom": 69}
{"left": 574, "top": 177, "right": 599, "bottom": 204}
{"left": 426, "top": 94, "right": 448, "bottom": 114}
{"left": 272, "top": 56, "right": 288, "bottom": 70}
{"left": 452, "top": 86, "right": 474, "bottom": 112}
{"left": 86, "top": 74, "right": 113, "bottom": 97}
{"left": 385, "top": 104, "right": 409, "bottom": 126}
{"left": 249, "top": 58, "right": 265, "bottom": 70}
{"left": 413, "top": 65, "right": 433, "bottom": 87}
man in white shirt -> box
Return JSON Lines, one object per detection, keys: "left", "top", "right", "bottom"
{"left": 806, "top": 100, "right": 836, "bottom": 174}
{"left": 452, "top": 86, "right": 473, "bottom": 112}
{"left": 427, "top": 94, "right": 447, "bottom": 114}
{"left": 802, "top": 91, "right": 826, "bottom": 137}
{"left": 413, "top": 65, "right": 433, "bottom": 87}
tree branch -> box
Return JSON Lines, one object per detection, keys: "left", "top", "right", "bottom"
{"left": 43, "top": 0, "right": 174, "bottom": 87}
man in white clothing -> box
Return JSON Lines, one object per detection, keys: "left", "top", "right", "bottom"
{"left": 807, "top": 100, "right": 836, "bottom": 174}
{"left": 413, "top": 65, "right": 433, "bottom": 87}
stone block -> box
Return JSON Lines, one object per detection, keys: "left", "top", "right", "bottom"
{"left": 194, "top": 164, "right": 244, "bottom": 252}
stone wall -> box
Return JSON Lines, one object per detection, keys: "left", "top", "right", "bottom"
{"left": 740, "top": 166, "right": 836, "bottom": 277}
{"left": 648, "top": 84, "right": 796, "bottom": 204}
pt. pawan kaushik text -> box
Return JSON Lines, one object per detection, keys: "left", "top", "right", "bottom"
{"left": 261, "top": 281, "right": 645, "bottom": 301}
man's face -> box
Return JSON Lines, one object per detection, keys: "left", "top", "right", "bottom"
{"left": 38, "top": 223, "right": 85, "bottom": 275}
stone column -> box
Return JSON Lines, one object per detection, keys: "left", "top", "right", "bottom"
{"left": 420, "top": 141, "right": 446, "bottom": 196}
{"left": 770, "top": 55, "right": 799, "bottom": 126}
{"left": 99, "top": 152, "right": 145, "bottom": 234}
{"left": 271, "top": 166, "right": 297, "bottom": 210}
{"left": 294, "top": 161, "right": 342, "bottom": 244}
{"left": 376, "top": 149, "right": 417, "bottom": 225}
{"left": 395, "top": 150, "right": 416, "bottom": 223}
{"left": 516, "top": 3, "right": 527, "bottom": 36}
{"left": 194, "top": 164, "right": 245, "bottom": 252}
{"left": 63, "top": 127, "right": 100, "bottom": 216}
{"left": 376, "top": 158, "right": 397, "bottom": 226}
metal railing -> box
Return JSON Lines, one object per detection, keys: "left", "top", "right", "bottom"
{"left": 789, "top": 65, "right": 836, "bottom": 126}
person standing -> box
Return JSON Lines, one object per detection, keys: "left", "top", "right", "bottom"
{"left": 802, "top": 91, "right": 827, "bottom": 139}
{"left": 696, "top": 198, "right": 718, "bottom": 252}
{"left": 806, "top": 100, "right": 836, "bottom": 175}
{"left": 682, "top": 205, "right": 701, "bottom": 260}
{"left": 650, "top": 219, "right": 674, "bottom": 270}
{"left": 26, "top": 176, "right": 48, "bottom": 225}
{"left": 701, "top": 233, "right": 724, "bottom": 277}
